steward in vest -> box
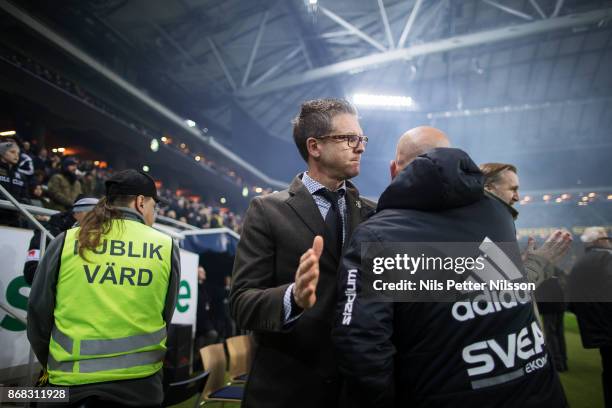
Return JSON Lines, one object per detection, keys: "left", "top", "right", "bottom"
{"left": 28, "top": 169, "right": 180, "bottom": 407}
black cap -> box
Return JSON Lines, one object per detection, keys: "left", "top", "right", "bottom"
{"left": 105, "top": 169, "right": 162, "bottom": 203}
{"left": 62, "top": 157, "right": 78, "bottom": 168}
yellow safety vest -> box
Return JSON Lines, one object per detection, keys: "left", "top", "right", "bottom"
{"left": 48, "top": 218, "right": 172, "bottom": 385}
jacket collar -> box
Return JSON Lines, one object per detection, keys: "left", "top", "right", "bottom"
{"left": 301, "top": 171, "right": 347, "bottom": 195}
{"left": 116, "top": 207, "right": 146, "bottom": 224}
{"left": 587, "top": 246, "right": 612, "bottom": 254}
{"left": 286, "top": 173, "right": 366, "bottom": 262}
{"left": 0, "top": 160, "right": 14, "bottom": 171}
{"left": 485, "top": 191, "right": 519, "bottom": 220}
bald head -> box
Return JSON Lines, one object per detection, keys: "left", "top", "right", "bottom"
{"left": 391, "top": 126, "right": 450, "bottom": 179}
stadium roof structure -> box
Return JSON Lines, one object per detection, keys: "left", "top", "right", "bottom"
{"left": 2, "top": 0, "right": 612, "bottom": 194}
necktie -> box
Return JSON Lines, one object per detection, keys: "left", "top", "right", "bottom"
{"left": 316, "top": 188, "right": 344, "bottom": 256}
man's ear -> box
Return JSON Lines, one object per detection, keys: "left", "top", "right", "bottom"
{"left": 390, "top": 160, "right": 398, "bottom": 180}
{"left": 135, "top": 195, "right": 145, "bottom": 212}
{"left": 306, "top": 137, "right": 320, "bottom": 159}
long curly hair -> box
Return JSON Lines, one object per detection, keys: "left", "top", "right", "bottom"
{"left": 77, "top": 195, "right": 135, "bottom": 259}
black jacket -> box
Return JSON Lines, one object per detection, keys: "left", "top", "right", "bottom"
{"left": 333, "top": 148, "right": 566, "bottom": 408}
{"left": 568, "top": 246, "right": 612, "bottom": 348}
{"left": 535, "top": 267, "right": 567, "bottom": 314}
{"left": 0, "top": 160, "right": 28, "bottom": 226}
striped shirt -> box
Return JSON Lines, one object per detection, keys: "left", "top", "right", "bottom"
{"left": 283, "top": 172, "right": 349, "bottom": 324}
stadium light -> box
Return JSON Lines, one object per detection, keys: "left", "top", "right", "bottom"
{"left": 242, "top": 187, "right": 249, "bottom": 197}
{"left": 352, "top": 93, "right": 415, "bottom": 110}
{"left": 142, "top": 165, "right": 150, "bottom": 172}
{"left": 220, "top": 197, "right": 227, "bottom": 204}
{"left": 150, "top": 138, "right": 159, "bottom": 152}
{"left": 185, "top": 119, "right": 196, "bottom": 128}
{"left": 195, "top": 155, "right": 201, "bottom": 162}
{"left": 255, "top": 187, "right": 263, "bottom": 194}
{"left": 309, "top": 0, "right": 318, "bottom": 4}
{"left": 0, "top": 130, "right": 16, "bottom": 136}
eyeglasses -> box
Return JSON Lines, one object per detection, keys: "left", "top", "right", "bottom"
{"left": 315, "top": 134, "right": 369, "bottom": 148}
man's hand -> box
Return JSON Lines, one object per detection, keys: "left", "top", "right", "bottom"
{"left": 524, "top": 230, "right": 572, "bottom": 265}
{"left": 293, "top": 236, "right": 324, "bottom": 310}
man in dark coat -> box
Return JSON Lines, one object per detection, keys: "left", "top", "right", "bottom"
{"left": 569, "top": 226, "right": 612, "bottom": 408}
{"left": 333, "top": 127, "right": 567, "bottom": 407}
{"left": 230, "top": 98, "right": 375, "bottom": 408}
{"left": 536, "top": 266, "right": 568, "bottom": 372}
{"left": 0, "top": 140, "right": 27, "bottom": 226}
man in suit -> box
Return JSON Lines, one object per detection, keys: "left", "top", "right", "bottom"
{"left": 230, "top": 98, "right": 375, "bottom": 408}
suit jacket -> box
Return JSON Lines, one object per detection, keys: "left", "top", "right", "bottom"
{"left": 230, "top": 174, "right": 375, "bottom": 408}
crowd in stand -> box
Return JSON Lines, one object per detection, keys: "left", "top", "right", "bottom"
{"left": 0, "top": 136, "right": 243, "bottom": 232}
{"left": 0, "top": 46, "right": 258, "bottom": 191}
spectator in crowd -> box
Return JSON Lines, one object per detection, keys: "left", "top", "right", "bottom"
{"left": 0, "top": 139, "right": 27, "bottom": 226}
{"left": 175, "top": 197, "right": 188, "bottom": 219}
{"left": 46, "top": 157, "right": 82, "bottom": 211}
{"left": 199, "top": 207, "right": 210, "bottom": 226}
{"left": 569, "top": 226, "right": 612, "bottom": 408}
{"left": 33, "top": 147, "right": 49, "bottom": 173}
{"left": 479, "top": 163, "right": 572, "bottom": 287}
{"left": 535, "top": 264, "right": 569, "bottom": 372}
{"left": 480, "top": 162, "right": 572, "bottom": 372}
{"left": 33, "top": 169, "right": 46, "bottom": 188}
{"left": 48, "top": 153, "right": 61, "bottom": 177}
{"left": 334, "top": 127, "right": 567, "bottom": 407}
{"left": 0, "top": 134, "right": 245, "bottom": 232}
{"left": 23, "top": 196, "right": 98, "bottom": 284}
{"left": 81, "top": 167, "right": 105, "bottom": 198}
{"left": 28, "top": 183, "right": 50, "bottom": 208}
{"left": 194, "top": 265, "right": 218, "bottom": 370}
{"left": 201, "top": 252, "right": 235, "bottom": 341}
{"left": 17, "top": 139, "right": 35, "bottom": 182}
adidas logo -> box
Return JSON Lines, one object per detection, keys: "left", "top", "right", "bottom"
{"left": 452, "top": 288, "right": 531, "bottom": 321}
{"left": 451, "top": 237, "right": 531, "bottom": 321}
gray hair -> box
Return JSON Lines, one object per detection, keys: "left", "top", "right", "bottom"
{"left": 0, "top": 141, "right": 18, "bottom": 157}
